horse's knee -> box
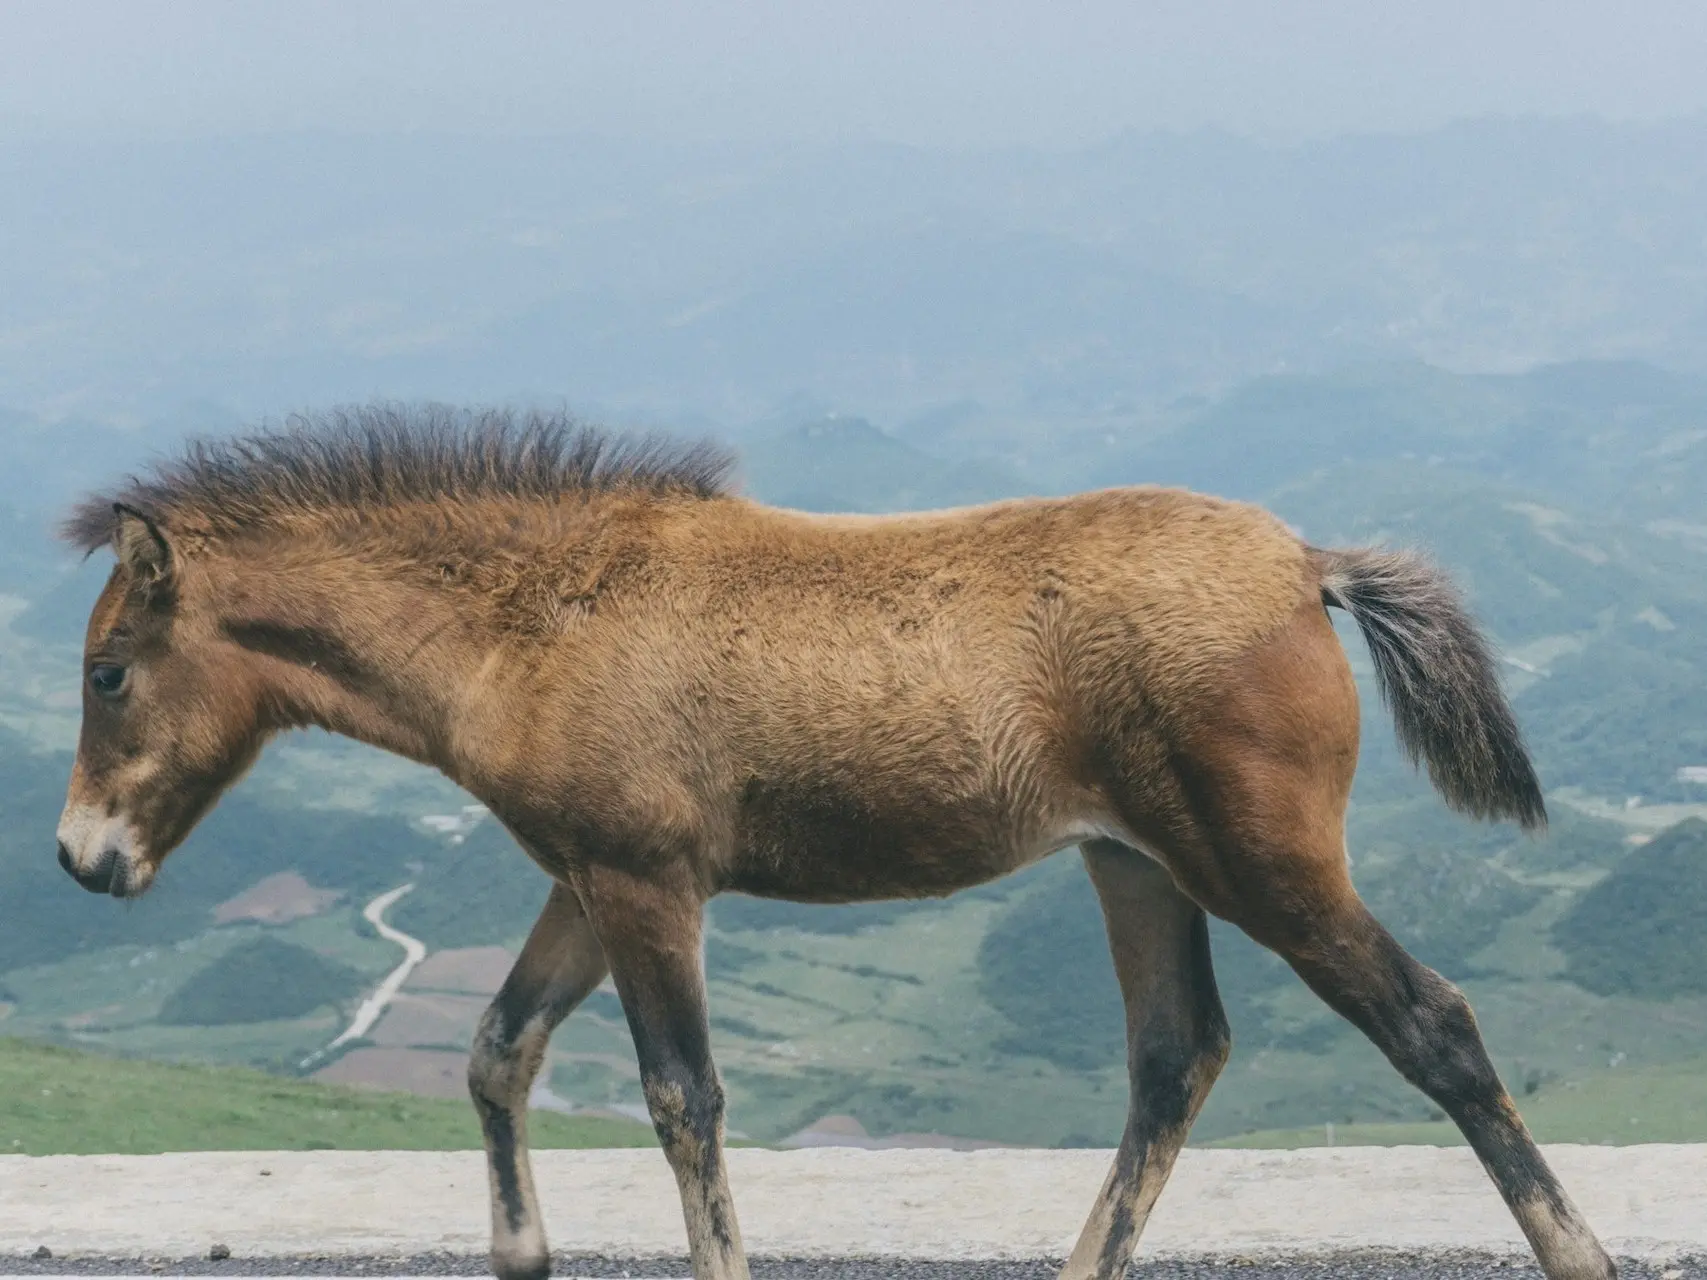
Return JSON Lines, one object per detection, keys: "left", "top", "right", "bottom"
{"left": 1129, "top": 1014, "right": 1230, "bottom": 1126}
{"left": 469, "top": 1002, "right": 544, "bottom": 1110}
{"left": 642, "top": 1061, "right": 726, "bottom": 1155}
{"left": 467, "top": 1007, "right": 507, "bottom": 1097}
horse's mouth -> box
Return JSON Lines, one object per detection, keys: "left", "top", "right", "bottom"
{"left": 58, "top": 842, "right": 152, "bottom": 898}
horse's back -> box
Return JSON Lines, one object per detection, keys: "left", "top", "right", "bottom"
{"left": 716, "top": 483, "right": 1315, "bottom": 676}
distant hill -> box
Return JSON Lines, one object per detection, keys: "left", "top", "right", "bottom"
{"left": 158, "top": 937, "right": 363, "bottom": 1026}
{"left": 1120, "top": 360, "right": 1707, "bottom": 524}
{"left": 1555, "top": 818, "right": 1707, "bottom": 998}
{"left": 738, "top": 414, "right": 1027, "bottom": 512}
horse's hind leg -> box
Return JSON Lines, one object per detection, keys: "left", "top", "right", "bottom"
{"left": 1163, "top": 599, "right": 1615, "bottom": 1280}
{"left": 1248, "top": 886, "right": 1614, "bottom": 1279}
{"left": 577, "top": 862, "right": 748, "bottom": 1280}
{"left": 469, "top": 882, "right": 609, "bottom": 1280}
{"left": 1059, "top": 838, "right": 1231, "bottom": 1280}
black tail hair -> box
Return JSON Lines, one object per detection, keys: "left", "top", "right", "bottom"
{"left": 1313, "top": 546, "right": 1546, "bottom": 831}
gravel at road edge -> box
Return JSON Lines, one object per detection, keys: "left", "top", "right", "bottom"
{"left": 2, "top": 1254, "right": 1704, "bottom": 1279}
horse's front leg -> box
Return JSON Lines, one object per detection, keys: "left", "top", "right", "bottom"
{"left": 469, "top": 882, "right": 609, "bottom": 1280}
{"left": 578, "top": 861, "right": 749, "bottom": 1280}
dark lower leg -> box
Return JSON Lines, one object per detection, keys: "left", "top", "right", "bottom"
{"left": 468, "top": 884, "right": 609, "bottom": 1280}
{"left": 1281, "top": 902, "right": 1615, "bottom": 1280}
{"left": 1061, "top": 841, "right": 1232, "bottom": 1280}
{"left": 582, "top": 865, "right": 747, "bottom": 1280}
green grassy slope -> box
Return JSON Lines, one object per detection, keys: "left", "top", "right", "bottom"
{"left": 1204, "top": 1055, "right": 1707, "bottom": 1148}
{"left": 0, "top": 1037, "right": 655, "bottom": 1155}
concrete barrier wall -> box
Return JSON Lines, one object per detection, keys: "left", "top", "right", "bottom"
{"left": 4, "top": 1146, "right": 1704, "bottom": 1264}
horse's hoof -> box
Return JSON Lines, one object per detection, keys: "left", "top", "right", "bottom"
{"left": 490, "top": 1247, "right": 550, "bottom": 1280}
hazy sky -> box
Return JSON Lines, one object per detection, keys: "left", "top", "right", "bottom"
{"left": 3, "top": 1, "right": 1706, "bottom": 147}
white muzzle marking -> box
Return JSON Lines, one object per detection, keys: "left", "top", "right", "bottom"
{"left": 56, "top": 803, "right": 152, "bottom": 897}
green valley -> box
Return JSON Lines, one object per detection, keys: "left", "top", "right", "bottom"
{"left": 5, "top": 359, "right": 1707, "bottom": 1151}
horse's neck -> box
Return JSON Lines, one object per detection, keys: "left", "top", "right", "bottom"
{"left": 209, "top": 499, "right": 650, "bottom": 783}
{"left": 209, "top": 543, "right": 486, "bottom": 775}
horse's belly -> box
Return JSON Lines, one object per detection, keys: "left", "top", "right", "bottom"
{"left": 724, "top": 779, "right": 1025, "bottom": 902}
{"left": 720, "top": 778, "right": 1128, "bottom": 903}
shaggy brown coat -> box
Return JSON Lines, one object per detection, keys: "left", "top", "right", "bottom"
{"left": 55, "top": 408, "right": 1611, "bottom": 1280}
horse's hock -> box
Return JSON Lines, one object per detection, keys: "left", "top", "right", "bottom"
{"left": 2, "top": 1144, "right": 1702, "bottom": 1263}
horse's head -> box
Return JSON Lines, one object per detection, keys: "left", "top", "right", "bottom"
{"left": 57, "top": 506, "right": 269, "bottom": 898}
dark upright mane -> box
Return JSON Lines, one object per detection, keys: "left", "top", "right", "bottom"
{"left": 61, "top": 404, "right": 737, "bottom": 552}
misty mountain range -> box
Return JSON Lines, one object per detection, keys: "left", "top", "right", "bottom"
{"left": 4, "top": 115, "right": 1707, "bottom": 436}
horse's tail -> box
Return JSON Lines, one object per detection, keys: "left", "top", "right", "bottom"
{"left": 1311, "top": 546, "right": 1545, "bottom": 831}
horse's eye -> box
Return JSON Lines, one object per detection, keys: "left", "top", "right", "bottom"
{"left": 88, "top": 663, "right": 128, "bottom": 700}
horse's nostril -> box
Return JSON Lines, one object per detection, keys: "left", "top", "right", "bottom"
{"left": 61, "top": 844, "right": 117, "bottom": 894}
{"left": 82, "top": 847, "right": 116, "bottom": 895}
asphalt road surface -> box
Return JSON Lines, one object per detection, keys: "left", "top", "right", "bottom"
{"left": 3, "top": 1256, "right": 1704, "bottom": 1279}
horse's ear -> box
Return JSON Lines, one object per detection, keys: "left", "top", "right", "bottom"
{"left": 112, "top": 503, "right": 174, "bottom": 584}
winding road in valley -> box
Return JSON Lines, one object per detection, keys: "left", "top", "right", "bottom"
{"left": 299, "top": 883, "right": 426, "bottom": 1070}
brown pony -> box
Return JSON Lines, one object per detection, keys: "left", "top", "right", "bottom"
{"left": 55, "top": 407, "right": 1613, "bottom": 1280}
